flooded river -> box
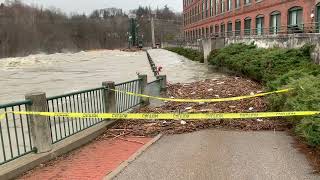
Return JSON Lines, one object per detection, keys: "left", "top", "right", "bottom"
{"left": 1, "top": 49, "right": 224, "bottom": 104}
{"left": 0, "top": 48, "right": 225, "bottom": 164}
{"left": 148, "top": 49, "right": 225, "bottom": 83}
{"left": 0, "top": 50, "right": 154, "bottom": 103}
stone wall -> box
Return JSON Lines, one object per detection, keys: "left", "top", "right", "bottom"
{"left": 201, "top": 34, "right": 320, "bottom": 65}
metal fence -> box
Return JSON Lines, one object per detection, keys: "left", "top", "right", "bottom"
{"left": 146, "top": 51, "right": 158, "bottom": 77}
{"left": 186, "top": 23, "right": 320, "bottom": 41}
{"left": 47, "top": 87, "right": 106, "bottom": 144}
{"left": 0, "top": 100, "right": 35, "bottom": 165}
{"left": 0, "top": 78, "right": 145, "bottom": 165}
{"left": 115, "top": 79, "right": 142, "bottom": 113}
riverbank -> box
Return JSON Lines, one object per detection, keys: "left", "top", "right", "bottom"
{"left": 15, "top": 76, "right": 292, "bottom": 178}
{"left": 164, "top": 44, "right": 320, "bottom": 172}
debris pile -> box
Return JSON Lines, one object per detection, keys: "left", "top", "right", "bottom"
{"left": 102, "top": 76, "right": 292, "bottom": 138}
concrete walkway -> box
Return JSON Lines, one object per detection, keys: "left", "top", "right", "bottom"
{"left": 114, "top": 129, "right": 319, "bottom": 180}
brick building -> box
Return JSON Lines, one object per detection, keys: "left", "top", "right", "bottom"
{"left": 183, "top": 0, "right": 320, "bottom": 41}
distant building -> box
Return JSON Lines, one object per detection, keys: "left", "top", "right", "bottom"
{"left": 183, "top": 0, "right": 320, "bottom": 41}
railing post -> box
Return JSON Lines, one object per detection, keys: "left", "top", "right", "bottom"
{"left": 102, "top": 81, "right": 116, "bottom": 113}
{"left": 138, "top": 74, "right": 150, "bottom": 106}
{"left": 25, "top": 92, "right": 52, "bottom": 153}
{"left": 157, "top": 75, "right": 167, "bottom": 92}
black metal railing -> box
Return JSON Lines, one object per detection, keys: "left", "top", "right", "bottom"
{"left": 47, "top": 87, "right": 106, "bottom": 144}
{"left": 186, "top": 22, "right": 320, "bottom": 41}
{"left": 0, "top": 100, "right": 35, "bottom": 165}
{"left": 115, "top": 79, "right": 142, "bottom": 113}
{"left": 146, "top": 51, "right": 158, "bottom": 77}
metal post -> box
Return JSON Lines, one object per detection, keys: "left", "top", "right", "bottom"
{"left": 25, "top": 92, "right": 52, "bottom": 153}
{"left": 138, "top": 74, "right": 150, "bottom": 106}
{"left": 102, "top": 81, "right": 116, "bottom": 113}
{"left": 151, "top": 16, "right": 156, "bottom": 48}
{"left": 157, "top": 75, "right": 167, "bottom": 92}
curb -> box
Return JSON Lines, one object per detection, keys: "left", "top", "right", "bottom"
{"left": 104, "top": 134, "right": 163, "bottom": 180}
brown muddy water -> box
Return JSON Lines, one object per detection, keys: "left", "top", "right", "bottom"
{"left": 0, "top": 49, "right": 224, "bottom": 103}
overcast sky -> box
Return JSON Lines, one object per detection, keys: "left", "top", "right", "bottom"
{"left": 1, "top": 0, "right": 182, "bottom": 15}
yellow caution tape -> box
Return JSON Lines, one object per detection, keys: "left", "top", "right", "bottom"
{"left": 1, "top": 111, "right": 319, "bottom": 120}
{"left": 111, "top": 88, "right": 292, "bottom": 103}
{"left": 0, "top": 113, "right": 5, "bottom": 120}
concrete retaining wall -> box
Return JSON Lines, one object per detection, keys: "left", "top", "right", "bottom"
{"left": 225, "top": 34, "right": 320, "bottom": 65}
{"left": 200, "top": 34, "right": 320, "bottom": 65}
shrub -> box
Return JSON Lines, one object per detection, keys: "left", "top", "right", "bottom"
{"left": 164, "top": 47, "right": 204, "bottom": 62}
{"left": 208, "top": 43, "right": 316, "bottom": 83}
{"left": 208, "top": 43, "right": 320, "bottom": 147}
{"left": 283, "top": 75, "right": 320, "bottom": 111}
{"left": 295, "top": 117, "right": 320, "bottom": 147}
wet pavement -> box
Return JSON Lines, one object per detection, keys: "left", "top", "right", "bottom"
{"left": 114, "top": 129, "right": 318, "bottom": 180}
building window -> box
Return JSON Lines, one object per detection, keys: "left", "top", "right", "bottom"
{"left": 235, "top": 20, "right": 241, "bottom": 36}
{"left": 202, "top": 1, "right": 205, "bottom": 19}
{"left": 227, "top": 0, "right": 232, "bottom": 11}
{"left": 244, "top": 17, "right": 251, "bottom": 35}
{"left": 209, "top": 0, "right": 212, "bottom": 16}
{"left": 235, "top": 0, "right": 240, "bottom": 8}
{"left": 215, "top": 0, "right": 219, "bottom": 14}
{"left": 211, "top": 0, "right": 214, "bottom": 16}
{"left": 256, "top": 15, "right": 264, "bottom": 35}
{"left": 210, "top": 25, "right": 214, "bottom": 34}
{"left": 270, "top": 11, "right": 281, "bottom": 34}
{"left": 317, "top": 3, "right": 320, "bottom": 32}
{"left": 221, "top": 0, "right": 225, "bottom": 13}
{"left": 227, "top": 21, "right": 233, "bottom": 36}
{"left": 215, "top": 25, "right": 219, "bottom": 35}
{"left": 220, "top": 23, "right": 225, "bottom": 36}
{"left": 202, "top": 27, "right": 205, "bottom": 37}
{"left": 205, "top": 0, "right": 209, "bottom": 18}
{"left": 288, "top": 6, "right": 304, "bottom": 33}
{"left": 244, "top": 0, "right": 251, "bottom": 5}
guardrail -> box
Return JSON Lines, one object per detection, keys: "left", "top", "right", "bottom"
{"left": 115, "top": 79, "right": 142, "bottom": 113}
{"left": 0, "top": 100, "right": 35, "bottom": 165}
{"left": 146, "top": 51, "right": 158, "bottom": 77}
{"left": 186, "top": 23, "right": 320, "bottom": 41}
{"left": 47, "top": 87, "right": 106, "bottom": 144}
{"left": 0, "top": 74, "right": 166, "bottom": 166}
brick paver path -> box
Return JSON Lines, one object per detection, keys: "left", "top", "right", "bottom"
{"left": 20, "top": 137, "right": 151, "bottom": 180}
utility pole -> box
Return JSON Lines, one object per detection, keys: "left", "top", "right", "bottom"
{"left": 128, "top": 13, "right": 137, "bottom": 48}
{"left": 151, "top": 13, "right": 156, "bottom": 48}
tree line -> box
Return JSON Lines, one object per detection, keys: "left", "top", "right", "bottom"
{"left": 0, "top": 1, "right": 182, "bottom": 58}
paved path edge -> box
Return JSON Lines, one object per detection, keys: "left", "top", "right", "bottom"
{"left": 0, "top": 120, "right": 116, "bottom": 180}
{"left": 104, "top": 134, "right": 163, "bottom": 180}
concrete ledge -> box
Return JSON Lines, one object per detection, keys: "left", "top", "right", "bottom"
{"left": 0, "top": 120, "right": 116, "bottom": 180}
{"left": 104, "top": 134, "right": 163, "bottom": 180}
